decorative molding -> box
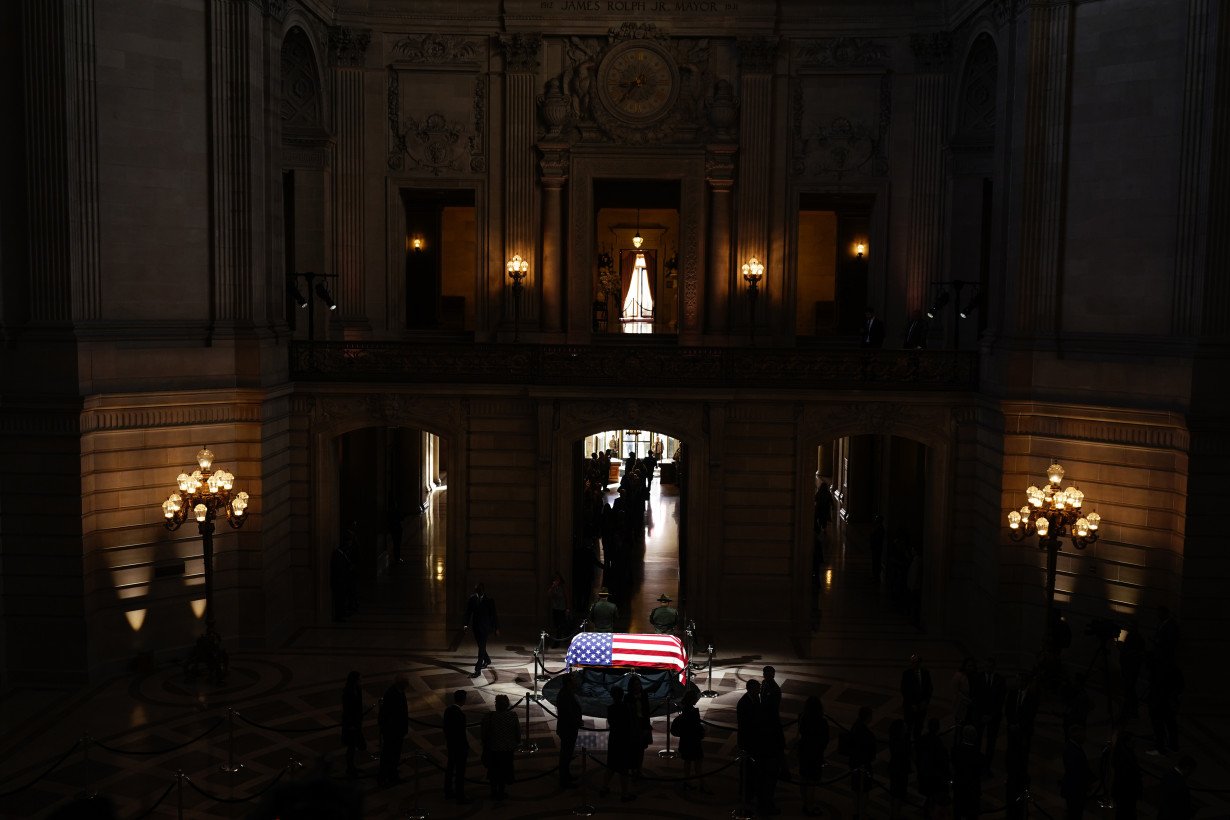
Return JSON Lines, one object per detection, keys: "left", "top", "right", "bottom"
{"left": 795, "top": 37, "right": 891, "bottom": 70}
{"left": 1003, "top": 413, "right": 1190, "bottom": 453}
{"left": 281, "top": 28, "right": 322, "bottom": 127}
{"left": 471, "top": 76, "right": 486, "bottom": 172}
{"left": 800, "top": 401, "right": 956, "bottom": 445}
{"left": 262, "top": 0, "right": 289, "bottom": 22}
{"left": 953, "top": 33, "right": 998, "bottom": 146}
{"left": 328, "top": 26, "right": 371, "bottom": 68}
{"left": 386, "top": 70, "right": 484, "bottom": 174}
{"left": 292, "top": 343, "right": 979, "bottom": 391}
{"left": 608, "top": 22, "right": 670, "bottom": 42}
{"left": 80, "top": 404, "right": 264, "bottom": 434}
{"left": 992, "top": 0, "right": 1026, "bottom": 27}
{"left": 498, "top": 33, "right": 542, "bottom": 72}
{"left": 402, "top": 113, "right": 466, "bottom": 176}
{"left": 910, "top": 31, "right": 954, "bottom": 71}
{"left": 390, "top": 33, "right": 481, "bottom": 65}
{"left": 792, "top": 75, "right": 892, "bottom": 179}
{"left": 737, "top": 37, "right": 779, "bottom": 73}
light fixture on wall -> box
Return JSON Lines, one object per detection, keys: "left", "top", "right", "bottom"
{"left": 411, "top": 237, "right": 424, "bottom": 252}
{"left": 314, "top": 280, "right": 338, "bottom": 311}
{"left": 287, "top": 280, "right": 308, "bottom": 310}
{"left": 632, "top": 208, "right": 644, "bottom": 249}
{"left": 507, "top": 254, "right": 529, "bottom": 342}
{"left": 742, "top": 256, "right": 765, "bottom": 345}
{"left": 288, "top": 271, "right": 340, "bottom": 348}
{"left": 160, "top": 447, "right": 251, "bottom": 683}
{"left": 856, "top": 243, "right": 866, "bottom": 259}
{"left": 1006, "top": 460, "right": 1101, "bottom": 639}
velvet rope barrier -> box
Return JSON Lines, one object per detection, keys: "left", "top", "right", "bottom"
{"left": 93, "top": 717, "right": 224, "bottom": 755}
{"left": 0, "top": 740, "right": 82, "bottom": 798}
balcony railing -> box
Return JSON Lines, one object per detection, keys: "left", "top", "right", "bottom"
{"left": 290, "top": 341, "right": 978, "bottom": 391}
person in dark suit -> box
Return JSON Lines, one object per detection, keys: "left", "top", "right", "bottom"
{"left": 974, "top": 655, "right": 1006, "bottom": 773}
{"left": 377, "top": 674, "right": 409, "bottom": 786}
{"left": 599, "top": 686, "right": 635, "bottom": 802}
{"left": 952, "top": 724, "right": 983, "bottom": 820}
{"left": 736, "top": 679, "right": 762, "bottom": 810}
{"left": 862, "top": 307, "right": 886, "bottom": 348}
{"left": 757, "top": 667, "right": 785, "bottom": 815}
{"left": 1110, "top": 730, "right": 1142, "bottom": 820}
{"left": 901, "top": 653, "right": 933, "bottom": 741}
{"left": 556, "top": 674, "right": 583, "bottom": 787}
{"left": 1060, "top": 724, "right": 1094, "bottom": 820}
{"left": 903, "top": 309, "right": 929, "bottom": 349}
{"left": 463, "top": 583, "right": 499, "bottom": 678}
{"left": 916, "top": 717, "right": 951, "bottom": 818}
{"left": 341, "top": 670, "right": 366, "bottom": 778}
{"left": 796, "top": 696, "right": 829, "bottom": 817}
{"left": 1004, "top": 671, "right": 1039, "bottom": 756}
{"left": 442, "top": 689, "right": 470, "bottom": 802}
{"left": 847, "top": 705, "right": 877, "bottom": 819}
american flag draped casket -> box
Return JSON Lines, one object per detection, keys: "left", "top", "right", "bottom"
{"left": 565, "top": 632, "right": 689, "bottom": 684}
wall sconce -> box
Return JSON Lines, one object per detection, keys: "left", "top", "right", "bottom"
{"left": 506, "top": 254, "right": 529, "bottom": 342}
{"left": 288, "top": 271, "right": 339, "bottom": 345}
{"left": 314, "top": 280, "right": 338, "bottom": 311}
{"left": 411, "top": 237, "right": 424, "bottom": 252}
{"left": 742, "top": 256, "right": 765, "bottom": 344}
{"left": 855, "top": 243, "right": 866, "bottom": 259}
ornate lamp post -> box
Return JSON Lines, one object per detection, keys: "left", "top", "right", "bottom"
{"left": 1006, "top": 461, "right": 1101, "bottom": 634}
{"left": 742, "top": 256, "right": 765, "bottom": 345}
{"left": 161, "top": 448, "right": 251, "bottom": 682}
{"left": 507, "top": 254, "right": 529, "bottom": 341}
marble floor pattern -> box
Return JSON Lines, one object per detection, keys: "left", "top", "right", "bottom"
{"left": 1, "top": 504, "right": 1228, "bottom": 818}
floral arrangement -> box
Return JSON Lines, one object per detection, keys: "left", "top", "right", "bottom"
{"left": 596, "top": 248, "right": 621, "bottom": 300}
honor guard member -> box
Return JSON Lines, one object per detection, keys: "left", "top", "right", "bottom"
{"left": 649, "top": 593, "right": 679, "bottom": 634}
{"left": 588, "top": 587, "right": 618, "bottom": 632}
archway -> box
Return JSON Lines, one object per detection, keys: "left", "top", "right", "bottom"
{"left": 569, "top": 428, "right": 689, "bottom": 636}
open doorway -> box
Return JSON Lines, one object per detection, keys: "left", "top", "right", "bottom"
{"left": 333, "top": 426, "right": 448, "bottom": 623}
{"left": 592, "top": 180, "right": 681, "bottom": 334}
{"left": 814, "top": 434, "right": 929, "bottom": 627}
{"left": 572, "top": 430, "right": 686, "bottom": 636}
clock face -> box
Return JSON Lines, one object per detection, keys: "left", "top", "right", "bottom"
{"left": 597, "top": 42, "right": 679, "bottom": 124}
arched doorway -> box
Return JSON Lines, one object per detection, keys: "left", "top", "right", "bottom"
{"left": 570, "top": 428, "right": 688, "bottom": 635}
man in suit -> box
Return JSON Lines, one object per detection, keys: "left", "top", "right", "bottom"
{"left": 377, "top": 674, "right": 410, "bottom": 786}
{"left": 1060, "top": 724, "right": 1094, "bottom": 820}
{"left": 974, "top": 655, "right": 1007, "bottom": 773}
{"left": 1005, "top": 671, "right": 1039, "bottom": 757}
{"left": 903, "top": 309, "right": 928, "bottom": 349}
{"left": 862, "top": 307, "right": 885, "bottom": 348}
{"left": 556, "top": 673, "right": 584, "bottom": 787}
{"left": 463, "top": 583, "right": 499, "bottom": 678}
{"left": 900, "top": 653, "right": 933, "bottom": 741}
{"left": 442, "top": 689, "right": 469, "bottom": 802}
{"left": 736, "top": 679, "right": 762, "bottom": 811}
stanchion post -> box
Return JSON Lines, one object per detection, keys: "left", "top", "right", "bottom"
{"left": 76, "top": 734, "right": 98, "bottom": 800}
{"left": 731, "top": 752, "right": 754, "bottom": 820}
{"left": 517, "top": 692, "right": 539, "bottom": 753}
{"left": 537, "top": 630, "right": 551, "bottom": 681}
{"left": 658, "top": 700, "right": 677, "bottom": 759}
{"left": 572, "top": 748, "right": 595, "bottom": 817}
{"left": 701, "top": 644, "right": 719, "bottom": 698}
{"left": 403, "top": 752, "right": 428, "bottom": 820}
{"left": 175, "top": 770, "right": 185, "bottom": 820}
{"left": 221, "top": 707, "right": 244, "bottom": 773}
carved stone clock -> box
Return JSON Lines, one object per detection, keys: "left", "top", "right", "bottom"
{"left": 597, "top": 41, "right": 679, "bottom": 125}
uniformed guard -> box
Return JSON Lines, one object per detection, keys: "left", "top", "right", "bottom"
{"left": 588, "top": 587, "right": 619, "bottom": 632}
{"left": 649, "top": 593, "right": 679, "bottom": 634}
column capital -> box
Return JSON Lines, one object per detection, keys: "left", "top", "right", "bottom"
{"left": 992, "top": 0, "right": 1025, "bottom": 27}
{"left": 910, "top": 31, "right": 953, "bottom": 72}
{"left": 539, "top": 141, "right": 570, "bottom": 185}
{"left": 737, "top": 37, "right": 779, "bottom": 74}
{"left": 328, "top": 26, "right": 371, "bottom": 68}
{"left": 706, "top": 144, "right": 738, "bottom": 187}
{"left": 499, "top": 33, "right": 542, "bottom": 72}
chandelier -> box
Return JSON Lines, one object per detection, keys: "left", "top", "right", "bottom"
{"left": 1007, "top": 461, "right": 1100, "bottom": 547}
{"left": 163, "top": 448, "right": 250, "bottom": 532}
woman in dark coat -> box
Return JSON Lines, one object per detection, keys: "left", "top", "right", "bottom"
{"left": 674, "top": 688, "right": 707, "bottom": 792}
{"left": 797, "top": 695, "right": 830, "bottom": 817}
{"left": 600, "top": 686, "right": 635, "bottom": 802}
{"left": 341, "top": 671, "right": 366, "bottom": 777}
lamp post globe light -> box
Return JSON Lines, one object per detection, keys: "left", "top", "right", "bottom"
{"left": 161, "top": 447, "right": 251, "bottom": 682}
{"left": 741, "top": 256, "right": 765, "bottom": 344}
{"left": 1006, "top": 461, "right": 1100, "bottom": 635}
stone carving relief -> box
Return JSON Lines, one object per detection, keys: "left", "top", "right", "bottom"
{"left": 387, "top": 70, "right": 485, "bottom": 174}
{"left": 795, "top": 37, "right": 891, "bottom": 69}
{"left": 736, "top": 37, "right": 779, "bottom": 73}
{"left": 328, "top": 26, "right": 371, "bottom": 68}
{"left": 910, "top": 31, "right": 954, "bottom": 72}
{"left": 391, "top": 33, "right": 481, "bottom": 65}
{"left": 314, "top": 393, "right": 463, "bottom": 435}
{"left": 553, "top": 23, "right": 713, "bottom": 146}
{"left": 802, "top": 401, "right": 956, "bottom": 444}
{"left": 954, "top": 33, "right": 998, "bottom": 145}
{"left": 499, "top": 33, "right": 542, "bottom": 71}
{"left": 281, "top": 27, "right": 322, "bottom": 128}
{"left": 791, "top": 75, "right": 892, "bottom": 178}
{"left": 992, "top": 0, "right": 1025, "bottom": 28}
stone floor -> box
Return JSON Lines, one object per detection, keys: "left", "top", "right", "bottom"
{"left": 1, "top": 486, "right": 1227, "bottom": 819}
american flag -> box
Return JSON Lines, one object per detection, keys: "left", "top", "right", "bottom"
{"left": 565, "top": 633, "right": 689, "bottom": 683}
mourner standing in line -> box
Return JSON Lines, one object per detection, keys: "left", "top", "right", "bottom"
{"left": 341, "top": 671, "right": 366, "bottom": 778}
{"left": 443, "top": 689, "right": 470, "bottom": 803}
{"left": 463, "top": 583, "right": 499, "bottom": 678}
{"left": 376, "top": 674, "right": 409, "bottom": 786}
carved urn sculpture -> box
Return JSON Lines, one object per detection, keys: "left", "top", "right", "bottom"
{"left": 706, "top": 79, "right": 738, "bottom": 140}
{"left": 540, "top": 77, "right": 570, "bottom": 138}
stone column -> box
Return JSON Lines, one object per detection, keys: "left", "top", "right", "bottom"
{"left": 500, "top": 34, "right": 542, "bottom": 329}
{"left": 208, "top": 0, "right": 264, "bottom": 328}
{"left": 705, "top": 144, "right": 737, "bottom": 334}
{"left": 1171, "top": 0, "right": 1212, "bottom": 335}
{"left": 735, "top": 38, "right": 777, "bottom": 335}
{"left": 1015, "top": 0, "right": 1074, "bottom": 334}
{"left": 906, "top": 32, "right": 952, "bottom": 316}
{"left": 328, "top": 26, "right": 371, "bottom": 337}
{"left": 539, "top": 143, "right": 568, "bottom": 334}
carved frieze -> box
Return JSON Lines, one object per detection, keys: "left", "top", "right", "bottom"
{"left": 391, "top": 33, "right": 482, "bottom": 65}
{"left": 795, "top": 37, "right": 891, "bottom": 70}
{"left": 313, "top": 393, "right": 463, "bottom": 435}
{"left": 386, "top": 70, "right": 485, "bottom": 174}
{"left": 910, "top": 32, "right": 954, "bottom": 72}
{"left": 499, "top": 33, "right": 542, "bottom": 71}
{"left": 328, "top": 26, "right": 371, "bottom": 68}
{"left": 792, "top": 75, "right": 892, "bottom": 179}
{"left": 992, "top": 0, "right": 1025, "bottom": 27}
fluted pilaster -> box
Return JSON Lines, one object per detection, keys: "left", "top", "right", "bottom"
{"left": 1202, "top": 3, "right": 1230, "bottom": 336}
{"left": 706, "top": 145, "right": 737, "bottom": 334}
{"left": 1016, "top": 0, "right": 1074, "bottom": 334}
{"left": 906, "top": 33, "right": 952, "bottom": 315}
{"left": 1172, "top": 0, "right": 1213, "bottom": 335}
{"left": 501, "top": 34, "right": 541, "bottom": 327}
{"left": 539, "top": 143, "right": 568, "bottom": 334}
{"left": 329, "top": 26, "right": 370, "bottom": 334}
{"left": 735, "top": 38, "right": 777, "bottom": 334}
